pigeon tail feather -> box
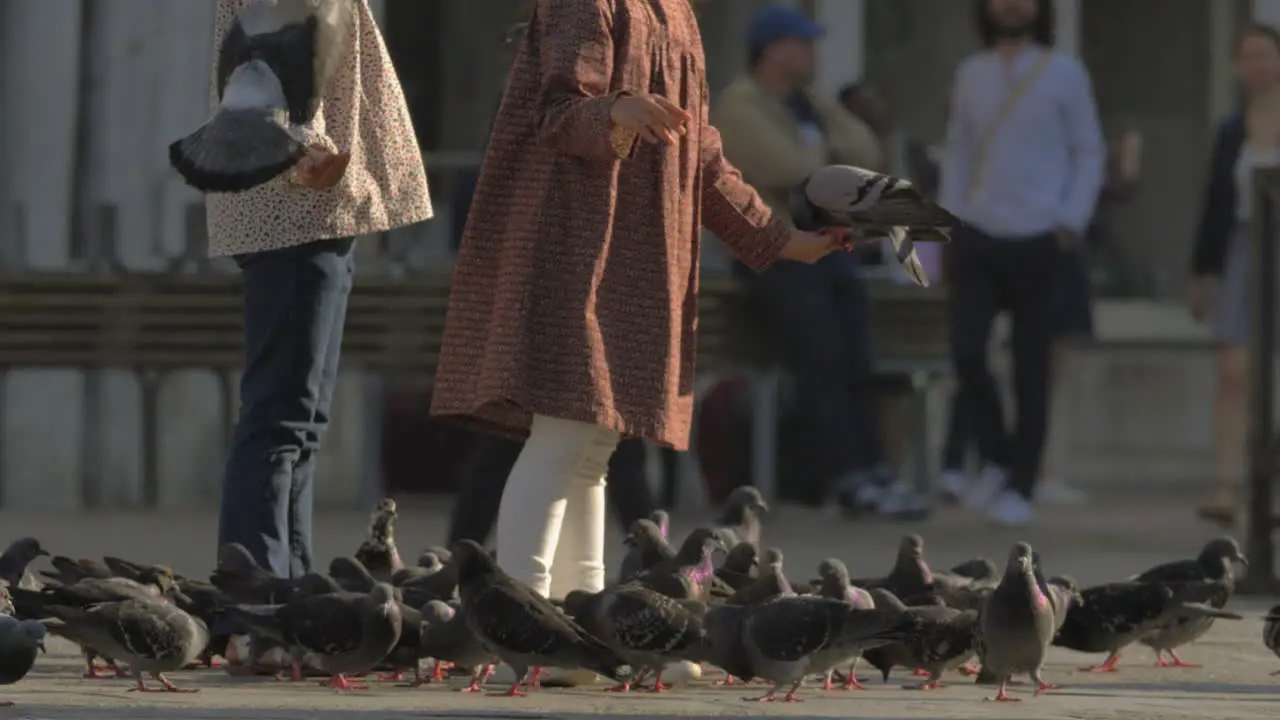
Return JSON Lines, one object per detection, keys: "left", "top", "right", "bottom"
{"left": 1170, "top": 603, "right": 1243, "bottom": 621}
{"left": 169, "top": 109, "right": 303, "bottom": 193}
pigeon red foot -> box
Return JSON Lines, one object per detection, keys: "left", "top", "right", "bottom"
{"left": 318, "top": 674, "right": 366, "bottom": 691}
{"left": 1154, "top": 650, "right": 1200, "bottom": 668}
{"left": 1084, "top": 652, "right": 1120, "bottom": 673}
{"left": 129, "top": 674, "right": 198, "bottom": 693}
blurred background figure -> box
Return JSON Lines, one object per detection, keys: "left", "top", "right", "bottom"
{"left": 935, "top": 0, "right": 1104, "bottom": 527}
{"left": 713, "top": 4, "right": 927, "bottom": 520}
{"left": 839, "top": 80, "right": 941, "bottom": 478}
{"left": 1188, "top": 24, "right": 1280, "bottom": 527}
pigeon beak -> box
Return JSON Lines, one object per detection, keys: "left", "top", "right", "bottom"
{"left": 37, "top": 640, "right": 46, "bottom": 654}
{"left": 1237, "top": 555, "right": 1249, "bottom": 567}
{"left": 36, "top": 549, "right": 49, "bottom": 557}
{"left": 753, "top": 500, "right": 770, "bottom": 514}
{"left": 622, "top": 536, "right": 635, "bottom": 547}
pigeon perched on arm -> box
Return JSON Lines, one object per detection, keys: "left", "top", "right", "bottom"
{"left": 354, "top": 498, "right": 404, "bottom": 582}
{"left": 712, "top": 486, "right": 768, "bottom": 549}
{"left": 1132, "top": 536, "right": 1246, "bottom": 669}
{"left": 168, "top": 0, "right": 357, "bottom": 193}
{"left": 978, "top": 542, "right": 1058, "bottom": 702}
{"left": 450, "top": 540, "right": 632, "bottom": 697}
{"left": 790, "top": 165, "right": 960, "bottom": 287}
{"left": 618, "top": 519, "right": 676, "bottom": 584}
{"left": 0, "top": 616, "right": 45, "bottom": 705}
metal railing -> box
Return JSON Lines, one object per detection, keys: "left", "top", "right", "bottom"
{"left": 1240, "top": 166, "right": 1280, "bottom": 595}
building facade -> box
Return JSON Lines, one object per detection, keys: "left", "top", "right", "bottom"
{"left": 0, "top": 0, "right": 1262, "bottom": 508}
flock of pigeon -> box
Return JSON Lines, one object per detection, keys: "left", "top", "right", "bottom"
{"left": 0, "top": 488, "right": 1271, "bottom": 707}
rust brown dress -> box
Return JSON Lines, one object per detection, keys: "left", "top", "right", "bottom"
{"left": 430, "top": 0, "right": 789, "bottom": 450}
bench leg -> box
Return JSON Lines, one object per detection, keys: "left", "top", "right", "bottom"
{"left": 751, "top": 371, "right": 781, "bottom": 507}
{"left": 909, "top": 371, "right": 933, "bottom": 500}
{"left": 139, "top": 371, "right": 161, "bottom": 508}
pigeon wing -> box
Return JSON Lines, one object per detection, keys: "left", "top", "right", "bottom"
{"left": 275, "top": 593, "right": 365, "bottom": 655}
{"left": 467, "top": 581, "right": 591, "bottom": 657}
{"left": 92, "top": 600, "right": 188, "bottom": 662}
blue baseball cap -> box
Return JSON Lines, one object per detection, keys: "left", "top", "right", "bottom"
{"left": 747, "top": 5, "right": 824, "bottom": 53}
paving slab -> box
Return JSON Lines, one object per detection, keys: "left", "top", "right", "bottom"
{"left": 0, "top": 492, "right": 1275, "bottom": 718}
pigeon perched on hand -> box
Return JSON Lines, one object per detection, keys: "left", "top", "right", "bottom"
{"left": 790, "top": 165, "right": 961, "bottom": 287}
{"left": 168, "top": 0, "right": 357, "bottom": 193}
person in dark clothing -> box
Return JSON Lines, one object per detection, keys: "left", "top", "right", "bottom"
{"left": 934, "top": 0, "right": 1103, "bottom": 527}
{"left": 1186, "top": 25, "right": 1280, "bottom": 526}
{"left": 712, "top": 5, "right": 928, "bottom": 519}
{"left": 446, "top": 434, "right": 658, "bottom": 548}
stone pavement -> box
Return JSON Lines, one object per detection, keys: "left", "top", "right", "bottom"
{"left": 0, "top": 491, "right": 1276, "bottom": 718}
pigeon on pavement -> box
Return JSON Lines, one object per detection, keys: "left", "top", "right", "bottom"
{"left": 0, "top": 538, "right": 49, "bottom": 590}
{"left": 978, "top": 542, "right": 1057, "bottom": 702}
{"left": 619, "top": 519, "right": 675, "bottom": 584}
{"left": 1053, "top": 579, "right": 1241, "bottom": 673}
{"left": 562, "top": 585, "right": 705, "bottom": 693}
{"left": 0, "top": 614, "right": 44, "bottom": 703}
{"left": 355, "top": 498, "right": 404, "bottom": 583}
{"left": 634, "top": 528, "right": 726, "bottom": 603}
{"left": 725, "top": 548, "right": 794, "bottom": 606}
{"left": 706, "top": 595, "right": 920, "bottom": 702}
{"left": 861, "top": 588, "right": 980, "bottom": 690}
{"left": 1132, "top": 536, "right": 1245, "bottom": 668}
{"left": 711, "top": 486, "right": 768, "bottom": 550}
{"left": 225, "top": 583, "right": 403, "bottom": 691}
{"left": 39, "top": 594, "right": 208, "bottom": 692}
{"left": 716, "top": 543, "right": 759, "bottom": 592}
{"left": 415, "top": 600, "right": 498, "bottom": 691}
{"left": 1264, "top": 604, "right": 1280, "bottom": 672}
{"left": 812, "top": 558, "right": 876, "bottom": 691}
{"left": 451, "top": 539, "right": 631, "bottom": 697}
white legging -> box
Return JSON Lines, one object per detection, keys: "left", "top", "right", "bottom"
{"left": 495, "top": 414, "right": 620, "bottom": 598}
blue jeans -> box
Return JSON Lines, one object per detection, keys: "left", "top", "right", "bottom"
{"left": 218, "top": 237, "right": 354, "bottom": 579}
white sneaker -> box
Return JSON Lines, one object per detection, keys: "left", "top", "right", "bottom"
{"left": 987, "top": 490, "right": 1035, "bottom": 527}
{"left": 938, "top": 470, "right": 969, "bottom": 503}
{"left": 1035, "top": 477, "right": 1089, "bottom": 506}
{"left": 963, "top": 466, "right": 1007, "bottom": 510}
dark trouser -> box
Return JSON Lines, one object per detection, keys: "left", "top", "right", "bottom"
{"left": 751, "top": 259, "right": 883, "bottom": 490}
{"left": 446, "top": 432, "right": 657, "bottom": 546}
{"left": 941, "top": 391, "right": 972, "bottom": 473}
{"left": 942, "top": 242, "right": 1092, "bottom": 474}
{"left": 218, "top": 238, "right": 354, "bottom": 579}
{"left": 949, "top": 229, "right": 1058, "bottom": 500}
